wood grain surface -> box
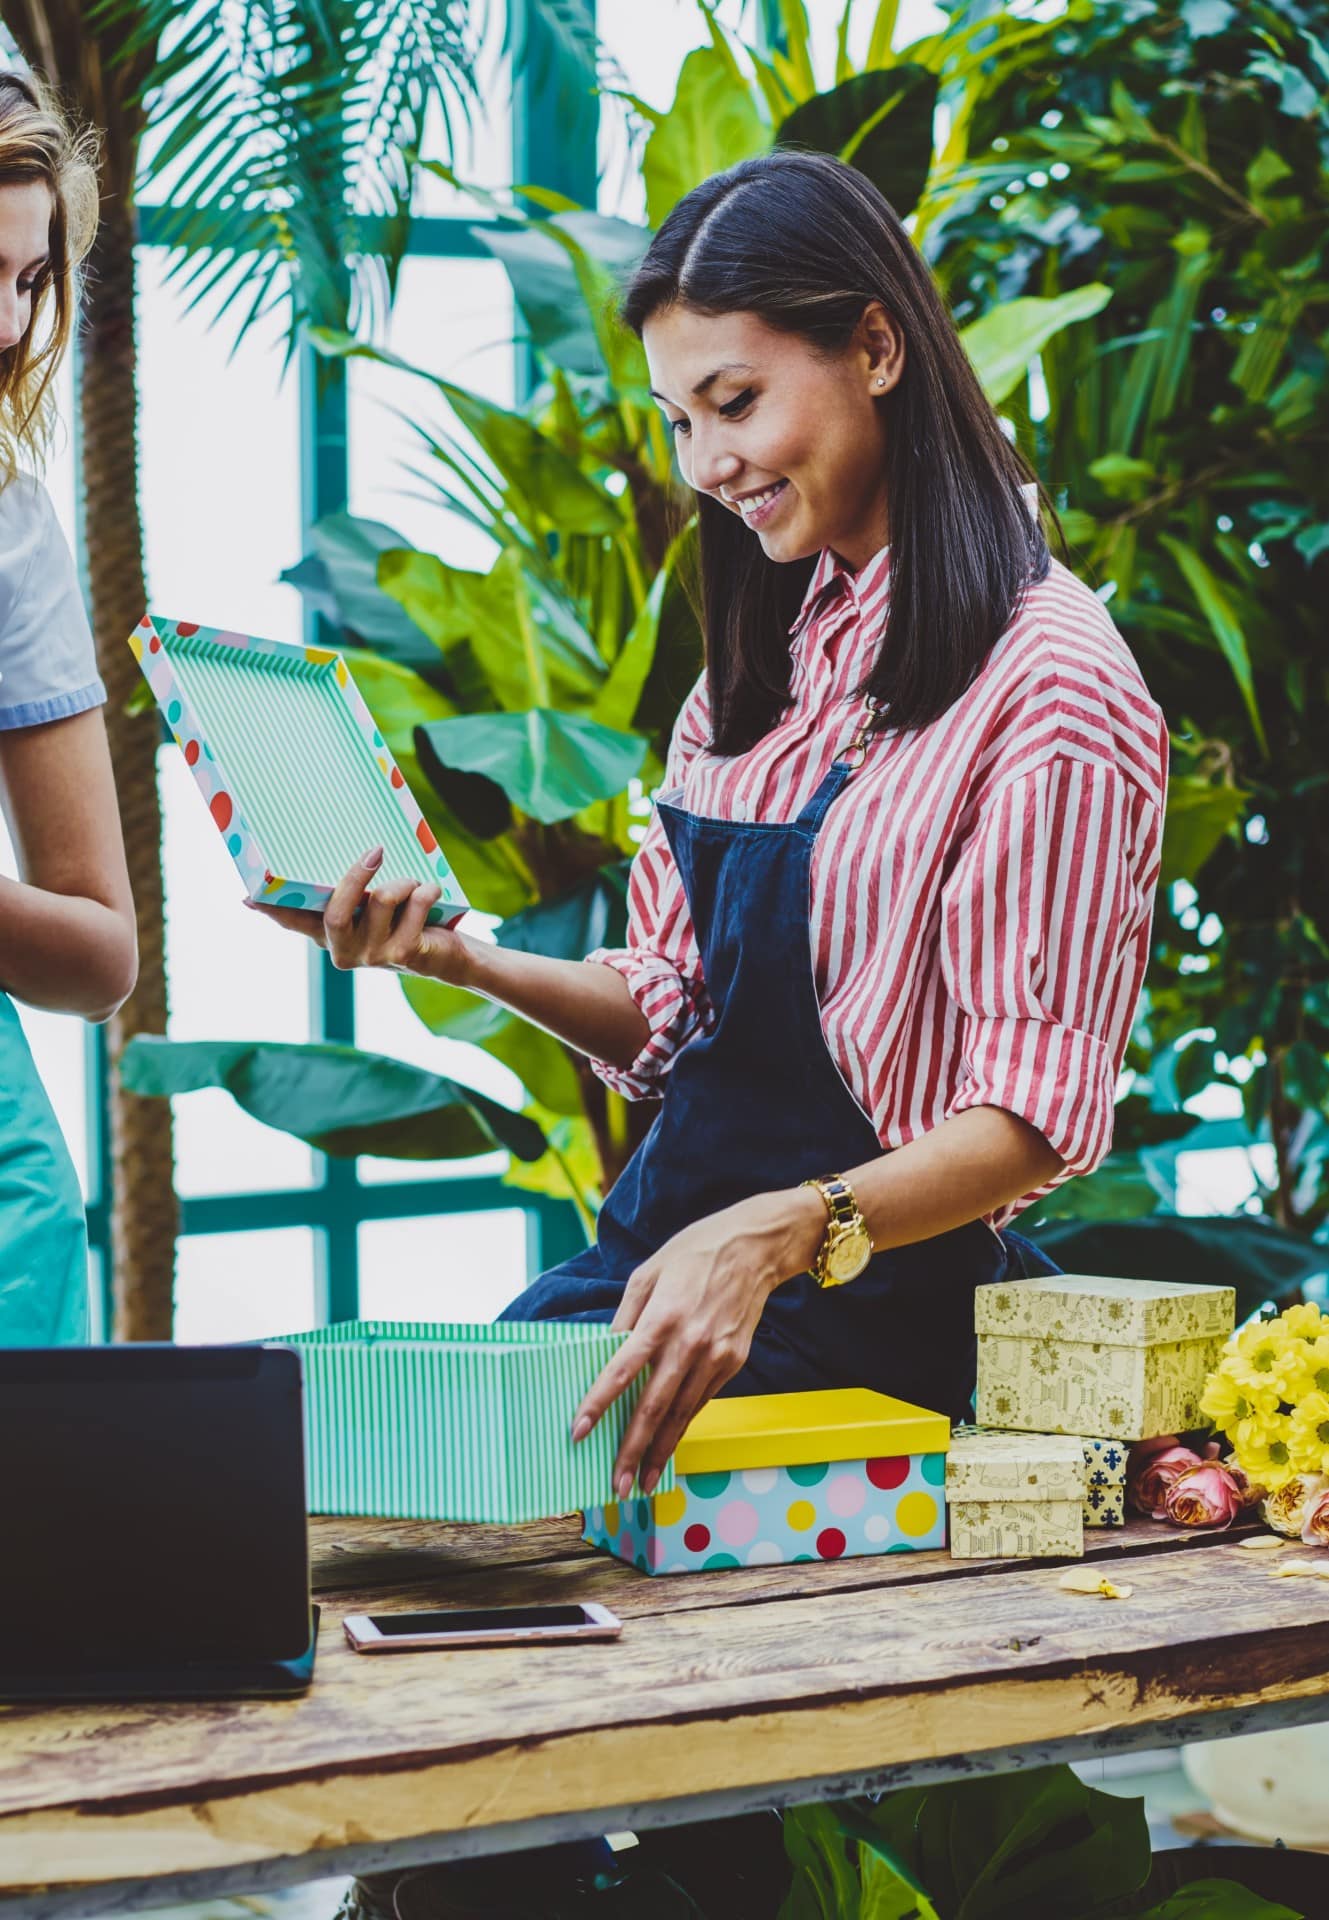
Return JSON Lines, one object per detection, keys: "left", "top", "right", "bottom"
{"left": 2, "top": 1515, "right": 1328, "bottom": 1896}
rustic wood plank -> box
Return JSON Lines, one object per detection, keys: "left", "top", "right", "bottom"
{"left": 1, "top": 1527, "right": 1327, "bottom": 1892}
{"left": 311, "top": 1514, "right": 1258, "bottom": 1619}
{"left": 309, "top": 1514, "right": 593, "bottom": 1594}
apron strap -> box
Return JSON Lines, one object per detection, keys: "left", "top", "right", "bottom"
{"left": 795, "top": 694, "right": 888, "bottom": 831}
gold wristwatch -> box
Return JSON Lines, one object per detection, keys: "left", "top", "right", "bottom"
{"left": 801, "top": 1174, "right": 872, "bottom": 1287}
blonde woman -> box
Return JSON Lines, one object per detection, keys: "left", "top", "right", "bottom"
{"left": 0, "top": 72, "right": 135, "bottom": 1342}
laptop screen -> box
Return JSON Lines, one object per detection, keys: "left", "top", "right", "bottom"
{"left": 0, "top": 1344, "right": 310, "bottom": 1666}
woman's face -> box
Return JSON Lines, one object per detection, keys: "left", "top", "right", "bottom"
{"left": 643, "top": 302, "right": 903, "bottom": 572}
{"left": 0, "top": 182, "right": 52, "bottom": 356}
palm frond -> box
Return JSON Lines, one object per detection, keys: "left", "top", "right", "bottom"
{"left": 95, "top": 0, "right": 482, "bottom": 349}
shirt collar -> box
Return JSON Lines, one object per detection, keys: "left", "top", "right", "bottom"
{"left": 789, "top": 541, "right": 891, "bottom": 639}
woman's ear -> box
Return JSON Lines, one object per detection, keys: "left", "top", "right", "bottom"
{"left": 861, "top": 300, "right": 905, "bottom": 397}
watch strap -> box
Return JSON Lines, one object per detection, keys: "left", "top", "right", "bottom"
{"left": 801, "top": 1174, "right": 868, "bottom": 1287}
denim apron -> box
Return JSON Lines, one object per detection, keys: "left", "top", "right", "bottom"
{"left": 0, "top": 991, "right": 89, "bottom": 1344}
{"left": 501, "top": 738, "right": 1056, "bottom": 1420}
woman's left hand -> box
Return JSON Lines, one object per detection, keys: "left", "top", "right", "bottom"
{"left": 570, "top": 1189, "right": 824, "bottom": 1498}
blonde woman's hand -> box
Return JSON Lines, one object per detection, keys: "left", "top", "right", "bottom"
{"left": 247, "top": 845, "right": 471, "bottom": 983}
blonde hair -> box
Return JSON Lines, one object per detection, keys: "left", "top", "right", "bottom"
{"left": 0, "top": 70, "right": 99, "bottom": 486}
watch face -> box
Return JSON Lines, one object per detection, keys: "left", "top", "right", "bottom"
{"left": 826, "top": 1226, "right": 872, "bottom": 1284}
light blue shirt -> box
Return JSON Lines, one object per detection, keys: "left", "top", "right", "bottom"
{"left": 0, "top": 473, "right": 105, "bottom": 732}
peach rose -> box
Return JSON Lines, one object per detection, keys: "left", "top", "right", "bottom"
{"left": 1300, "top": 1486, "right": 1329, "bottom": 1548}
{"left": 1128, "top": 1437, "right": 1203, "bottom": 1517}
{"left": 1262, "top": 1472, "right": 1329, "bottom": 1539}
{"left": 1163, "top": 1461, "right": 1244, "bottom": 1529}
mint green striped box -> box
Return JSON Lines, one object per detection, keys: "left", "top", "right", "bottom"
{"left": 283, "top": 1320, "right": 674, "bottom": 1523}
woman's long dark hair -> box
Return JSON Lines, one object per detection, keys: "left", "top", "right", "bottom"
{"left": 621, "top": 150, "right": 1051, "bottom": 756}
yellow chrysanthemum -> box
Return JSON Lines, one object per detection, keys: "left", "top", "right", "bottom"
{"left": 1282, "top": 1333, "right": 1329, "bottom": 1404}
{"left": 1236, "top": 1417, "right": 1300, "bottom": 1492}
{"left": 1288, "top": 1392, "right": 1329, "bottom": 1477}
{"left": 1278, "top": 1303, "right": 1327, "bottom": 1342}
{"left": 1200, "top": 1367, "right": 1280, "bottom": 1452}
{"left": 1229, "top": 1322, "right": 1301, "bottom": 1400}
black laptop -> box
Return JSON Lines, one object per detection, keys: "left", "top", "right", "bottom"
{"left": 0, "top": 1343, "right": 316, "bottom": 1700}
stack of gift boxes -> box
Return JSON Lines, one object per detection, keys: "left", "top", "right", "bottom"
{"left": 583, "top": 1275, "right": 1238, "bottom": 1573}
{"left": 947, "top": 1273, "right": 1237, "bottom": 1559}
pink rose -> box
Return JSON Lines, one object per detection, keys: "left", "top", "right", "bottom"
{"left": 1128, "top": 1437, "right": 1203, "bottom": 1516}
{"left": 1163, "top": 1461, "right": 1244, "bottom": 1530}
{"left": 1302, "top": 1487, "right": 1329, "bottom": 1548}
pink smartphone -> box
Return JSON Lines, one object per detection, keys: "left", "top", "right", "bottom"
{"left": 343, "top": 1602, "right": 623, "bottom": 1652}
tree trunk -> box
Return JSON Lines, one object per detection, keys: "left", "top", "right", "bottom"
{"left": 80, "top": 195, "right": 177, "bottom": 1339}
{"left": 1, "top": 4, "right": 177, "bottom": 1337}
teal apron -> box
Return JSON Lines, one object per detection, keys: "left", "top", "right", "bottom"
{"left": 0, "top": 991, "right": 89, "bottom": 1344}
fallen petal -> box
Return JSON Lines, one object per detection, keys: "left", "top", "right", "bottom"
{"left": 1058, "top": 1568, "right": 1133, "bottom": 1598}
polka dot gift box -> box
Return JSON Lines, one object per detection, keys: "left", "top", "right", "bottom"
{"left": 127, "top": 615, "right": 468, "bottom": 926}
{"left": 581, "top": 1388, "right": 948, "bottom": 1575}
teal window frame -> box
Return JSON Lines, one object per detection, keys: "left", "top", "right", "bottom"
{"left": 83, "top": 0, "right": 597, "bottom": 1328}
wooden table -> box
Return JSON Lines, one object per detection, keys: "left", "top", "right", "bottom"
{"left": 3, "top": 1513, "right": 1329, "bottom": 1918}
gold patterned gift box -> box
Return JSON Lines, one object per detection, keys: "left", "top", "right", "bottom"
{"left": 975, "top": 1274, "right": 1236, "bottom": 1443}
{"left": 954, "top": 1425, "right": 1128, "bottom": 1529}
{"left": 945, "top": 1430, "right": 1086, "bottom": 1560}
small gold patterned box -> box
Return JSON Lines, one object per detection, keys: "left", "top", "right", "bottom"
{"left": 945, "top": 1430, "right": 1085, "bottom": 1560}
{"left": 955, "top": 1426, "right": 1128, "bottom": 1529}
{"left": 975, "top": 1274, "right": 1236, "bottom": 1443}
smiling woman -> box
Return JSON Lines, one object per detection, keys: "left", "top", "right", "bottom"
{"left": 259, "top": 150, "right": 1168, "bottom": 1500}
{"left": 0, "top": 73, "right": 136, "bottom": 1342}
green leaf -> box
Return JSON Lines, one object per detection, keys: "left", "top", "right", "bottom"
{"left": 959, "top": 286, "right": 1113, "bottom": 406}
{"left": 780, "top": 1803, "right": 864, "bottom": 1920}
{"left": 777, "top": 68, "right": 938, "bottom": 220}
{"left": 1158, "top": 538, "right": 1268, "bottom": 755}
{"left": 1019, "top": 1154, "right": 1162, "bottom": 1229}
{"left": 643, "top": 46, "right": 770, "bottom": 231}
{"left": 1088, "top": 453, "right": 1156, "bottom": 501}
{"left": 119, "top": 1036, "right": 547, "bottom": 1163}
{"left": 593, "top": 525, "right": 698, "bottom": 732}
{"left": 1294, "top": 524, "right": 1329, "bottom": 565}
{"left": 279, "top": 514, "right": 443, "bottom": 674}
{"left": 473, "top": 210, "right": 648, "bottom": 380}
{"left": 416, "top": 710, "right": 647, "bottom": 825}
{"left": 305, "top": 332, "right": 622, "bottom": 539}
{"left": 1161, "top": 774, "right": 1248, "bottom": 886}
{"left": 379, "top": 548, "right": 605, "bottom": 713}
{"left": 1136, "top": 1882, "right": 1301, "bottom": 1919}
{"left": 497, "top": 864, "right": 632, "bottom": 961}
{"left": 859, "top": 1848, "right": 941, "bottom": 1920}
{"left": 436, "top": 379, "right": 624, "bottom": 536}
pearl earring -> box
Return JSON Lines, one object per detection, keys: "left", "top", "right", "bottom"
{"left": 875, "top": 376, "right": 886, "bottom": 388}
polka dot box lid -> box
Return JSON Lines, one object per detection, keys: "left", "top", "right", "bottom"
{"left": 673, "top": 1387, "right": 949, "bottom": 1476}
{"left": 128, "top": 614, "right": 469, "bottom": 926}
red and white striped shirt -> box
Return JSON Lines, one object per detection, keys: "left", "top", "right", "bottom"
{"left": 588, "top": 543, "right": 1169, "bottom": 1224}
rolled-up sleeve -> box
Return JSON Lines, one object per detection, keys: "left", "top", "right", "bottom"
{"left": 586, "top": 676, "right": 714, "bottom": 1098}
{"left": 939, "top": 754, "right": 1162, "bottom": 1178}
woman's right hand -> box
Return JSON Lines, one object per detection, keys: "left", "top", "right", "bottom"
{"left": 246, "top": 845, "right": 472, "bottom": 985}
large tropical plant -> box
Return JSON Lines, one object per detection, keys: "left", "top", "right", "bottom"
{"left": 0, "top": 0, "right": 481, "bottom": 1335}
{"left": 124, "top": 1, "right": 1118, "bottom": 1231}
{"left": 919, "top": 0, "right": 1329, "bottom": 1249}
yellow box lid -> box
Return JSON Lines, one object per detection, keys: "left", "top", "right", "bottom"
{"left": 674, "top": 1388, "right": 950, "bottom": 1476}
